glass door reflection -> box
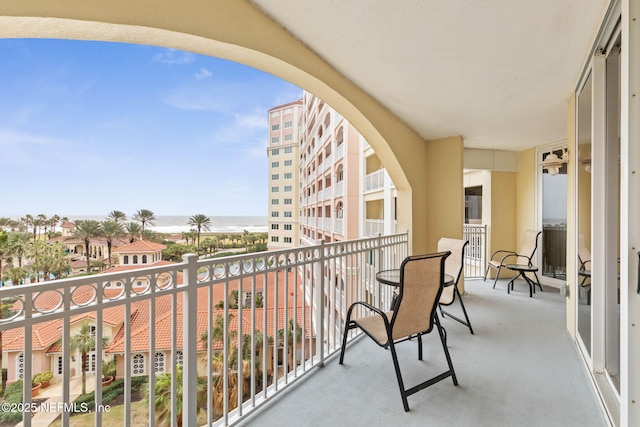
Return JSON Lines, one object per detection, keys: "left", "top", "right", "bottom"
{"left": 577, "top": 71, "right": 592, "bottom": 357}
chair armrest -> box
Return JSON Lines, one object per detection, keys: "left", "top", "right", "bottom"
{"left": 488, "top": 250, "right": 517, "bottom": 261}
{"left": 346, "top": 301, "right": 388, "bottom": 320}
{"left": 498, "top": 252, "right": 519, "bottom": 265}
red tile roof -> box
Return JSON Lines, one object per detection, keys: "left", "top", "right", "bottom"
{"left": 113, "top": 240, "right": 166, "bottom": 253}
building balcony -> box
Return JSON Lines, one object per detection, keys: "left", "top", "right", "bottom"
{"left": 0, "top": 233, "right": 607, "bottom": 426}
{"left": 364, "top": 218, "right": 384, "bottom": 236}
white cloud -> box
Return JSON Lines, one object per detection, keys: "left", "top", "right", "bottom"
{"left": 195, "top": 68, "right": 212, "bottom": 81}
{"left": 153, "top": 49, "right": 195, "bottom": 65}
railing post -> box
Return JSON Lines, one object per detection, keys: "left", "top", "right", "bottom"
{"left": 182, "top": 254, "right": 199, "bottom": 427}
{"left": 315, "top": 240, "right": 325, "bottom": 366}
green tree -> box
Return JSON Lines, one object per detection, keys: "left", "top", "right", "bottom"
{"left": 188, "top": 214, "right": 211, "bottom": 249}
{"left": 242, "top": 230, "right": 251, "bottom": 253}
{"left": 7, "top": 233, "right": 30, "bottom": 268}
{"left": 101, "top": 220, "right": 124, "bottom": 267}
{"left": 124, "top": 222, "right": 142, "bottom": 243}
{"left": 3, "top": 266, "right": 28, "bottom": 285}
{"left": 151, "top": 364, "right": 206, "bottom": 427}
{"left": 72, "top": 220, "right": 103, "bottom": 273}
{"left": 107, "top": 210, "right": 127, "bottom": 223}
{"left": 70, "top": 321, "right": 108, "bottom": 395}
{"left": 0, "top": 231, "right": 9, "bottom": 286}
{"left": 277, "top": 319, "right": 303, "bottom": 369}
{"left": 133, "top": 209, "right": 156, "bottom": 235}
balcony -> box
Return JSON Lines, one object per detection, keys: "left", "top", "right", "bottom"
{"left": 0, "top": 233, "right": 606, "bottom": 426}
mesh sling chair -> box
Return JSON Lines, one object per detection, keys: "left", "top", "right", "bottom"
{"left": 339, "top": 251, "right": 458, "bottom": 412}
{"left": 437, "top": 238, "right": 474, "bottom": 334}
{"left": 483, "top": 229, "right": 542, "bottom": 291}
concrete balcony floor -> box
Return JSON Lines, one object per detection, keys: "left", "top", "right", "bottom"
{"left": 239, "top": 278, "right": 608, "bottom": 427}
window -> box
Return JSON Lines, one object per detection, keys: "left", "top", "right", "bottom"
{"left": 271, "top": 136, "right": 279, "bottom": 143}
{"left": 272, "top": 161, "right": 279, "bottom": 168}
{"left": 175, "top": 351, "right": 184, "bottom": 366}
{"left": 272, "top": 174, "right": 279, "bottom": 180}
{"left": 284, "top": 134, "right": 293, "bottom": 141}
{"left": 56, "top": 356, "right": 63, "bottom": 376}
{"left": 284, "top": 172, "right": 292, "bottom": 179}
{"left": 272, "top": 199, "right": 280, "bottom": 205}
{"left": 132, "top": 353, "right": 145, "bottom": 375}
{"left": 284, "top": 160, "right": 293, "bottom": 166}
{"left": 284, "top": 224, "right": 292, "bottom": 230}
{"left": 284, "top": 198, "right": 292, "bottom": 205}
{"left": 284, "top": 237, "right": 292, "bottom": 243}
{"left": 271, "top": 124, "right": 280, "bottom": 131}
{"left": 284, "top": 211, "right": 293, "bottom": 218}
{"left": 84, "top": 352, "right": 97, "bottom": 373}
{"left": 123, "top": 255, "right": 129, "bottom": 264}
{"left": 16, "top": 353, "right": 24, "bottom": 379}
{"left": 271, "top": 224, "right": 279, "bottom": 230}
{"left": 284, "top": 147, "right": 293, "bottom": 153}
{"left": 284, "top": 185, "right": 292, "bottom": 192}
{"left": 154, "top": 352, "right": 165, "bottom": 373}
{"left": 272, "top": 186, "right": 279, "bottom": 192}
{"left": 271, "top": 148, "right": 280, "bottom": 155}
{"left": 271, "top": 236, "right": 279, "bottom": 242}
{"left": 271, "top": 211, "right": 279, "bottom": 217}
{"left": 142, "top": 255, "right": 147, "bottom": 264}
{"left": 133, "top": 255, "right": 138, "bottom": 264}
{"left": 284, "top": 121, "right": 292, "bottom": 128}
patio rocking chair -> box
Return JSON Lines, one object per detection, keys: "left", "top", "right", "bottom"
{"left": 339, "top": 251, "right": 458, "bottom": 412}
{"left": 483, "top": 229, "right": 542, "bottom": 290}
{"left": 437, "top": 238, "right": 474, "bottom": 334}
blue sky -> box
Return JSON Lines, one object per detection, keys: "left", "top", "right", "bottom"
{"left": 0, "top": 39, "right": 302, "bottom": 217}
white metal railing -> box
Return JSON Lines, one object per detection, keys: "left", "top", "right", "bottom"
{"left": 463, "top": 224, "right": 487, "bottom": 278}
{"left": 335, "top": 143, "right": 344, "bottom": 160}
{"left": 364, "top": 169, "right": 385, "bottom": 192}
{"left": 335, "top": 181, "right": 344, "bottom": 197}
{"left": 0, "top": 234, "right": 408, "bottom": 427}
{"left": 334, "top": 218, "right": 344, "bottom": 234}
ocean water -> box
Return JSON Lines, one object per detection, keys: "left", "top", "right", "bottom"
{"left": 57, "top": 215, "right": 268, "bottom": 234}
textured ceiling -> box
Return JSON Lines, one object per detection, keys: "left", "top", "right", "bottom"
{"left": 251, "top": 0, "right": 609, "bottom": 150}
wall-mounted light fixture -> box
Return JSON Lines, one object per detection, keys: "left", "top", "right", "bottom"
{"left": 541, "top": 149, "right": 569, "bottom": 176}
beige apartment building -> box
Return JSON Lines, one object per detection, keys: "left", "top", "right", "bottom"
{"left": 267, "top": 99, "right": 303, "bottom": 250}
{"left": 269, "top": 91, "right": 397, "bottom": 248}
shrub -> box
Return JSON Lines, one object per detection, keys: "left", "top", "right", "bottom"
{"left": 33, "top": 371, "right": 53, "bottom": 384}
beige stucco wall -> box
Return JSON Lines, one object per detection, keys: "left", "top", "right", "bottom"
{"left": 485, "top": 171, "right": 517, "bottom": 279}
{"left": 422, "top": 135, "right": 464, "bottom": 253}
{"left": 516, "top": 148, "right": 537, "bottom": 240}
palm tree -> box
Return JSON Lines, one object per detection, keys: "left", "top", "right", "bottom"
{"left": 151, "top": 365, "right": 206, "bottom": 427}
{"left": 101, "top": 220, "right": 124, "bottom": 267}
{"left": 8, "top": 233, "right": 30, "bottom": 268}
{"left": 107, "top": 210, "right": 127, "bottom": 223}
{"left": 3, "top": 266, "right": 28, "bottom": 285}
{"left": 0, "top": 231, "right": 9, "bottom": 286}
{"left": 277, "top": 319, "right": 303, "bottom": 370}
{"left": 188, "top": 214, "right": 211, "bottom": 249}
{"left": 133, "top": 209, "right": 156, "bottom": 235}
{"left": 124, "top": 222, "right": 142, "bottom": 243}
{"left": 70, "top": 321, "right": 108, "bottom": 395}
{"left": 72, "top": 220, "right": 103, "bottom": 273}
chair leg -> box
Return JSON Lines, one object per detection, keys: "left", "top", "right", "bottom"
{"left": 339, "top": 321, "right": 353, "bottom": 364}
{"left": 492, "top": 265, "right": 502, "bottom": 289}
{"left": 456, "top": 290, "right": 474, "bottom": 335}
{"left": 533, "top": 270, "right": 543, "bottom": 292}
{"left": 483, "top": 264, "right": 491, "bottom": 281}
{"left": 389, "top": 340, "right": 411, "bottom": 412}
{"left": 434, "top": 315, "right": 458, "bottom": 386}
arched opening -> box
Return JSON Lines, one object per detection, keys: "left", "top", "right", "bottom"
{"left": 0, "top": 4, "right": 442, "bottom": 251}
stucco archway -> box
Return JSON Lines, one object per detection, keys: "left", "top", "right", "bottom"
{"left": 0, "top": 1, "right": 463, "bottom": 252}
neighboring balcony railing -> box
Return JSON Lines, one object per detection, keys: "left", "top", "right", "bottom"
{"left": 364, "top": 169, "right": 385, "bottom": 192}
{"left": 0, "top": 233, "right": 408, "bottom": 426}
{"left": 364, "top": 219, "right": 385, "bottom": 237}
{"left": 463, "top": 223, "right": 487, "bottom": 278}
